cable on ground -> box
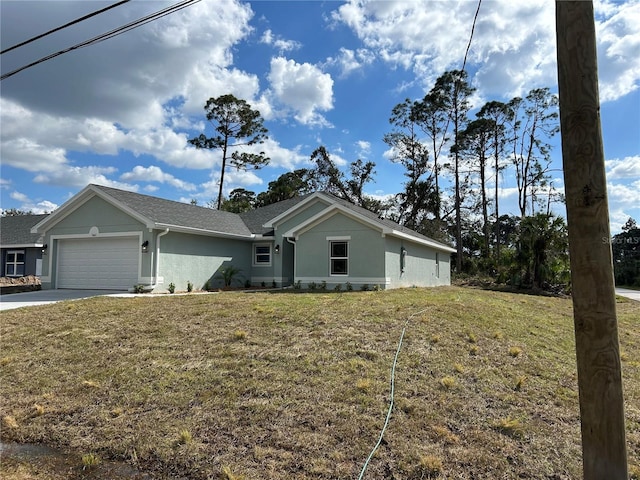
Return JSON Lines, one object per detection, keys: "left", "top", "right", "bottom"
{"left": 356, "top": 308, "right": 429, "bottom": 480}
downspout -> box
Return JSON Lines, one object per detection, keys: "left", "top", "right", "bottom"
{"left": 153, "top": 228, "right": 170, "bottom": 289}
{"left": 286, "top": 237, "right": 296, "bottom": 286}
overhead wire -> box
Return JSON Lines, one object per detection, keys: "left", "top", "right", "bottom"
{"left": 0, "top": 0, "right": 131, "bottom": 55}
{"left": 0, "top": 0, "right": 201, "bottom": 81}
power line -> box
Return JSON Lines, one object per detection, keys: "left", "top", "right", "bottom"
{"left": 462, "top": 0, "right": 483, "bottom": 72}
{"left": 1, "top": 0, "right": 131, "bottom": 55}
{"left": 0, "top": 0, "right": 201, "bottom": 81}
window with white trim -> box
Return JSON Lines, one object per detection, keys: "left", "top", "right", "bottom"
{"left": 253, "top": 244, "right": 272, "bottom": 266}
{"left": 330, "top": 241, "right": 348, "bottom": 275}
{"left": 5, "top": 250, "right": 25, "bottom": 277}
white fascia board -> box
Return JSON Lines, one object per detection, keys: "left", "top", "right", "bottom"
{"left": 154, "top": 223, "right": 255, "bottom": 240}
{"left": 283, "top": 204, "right": 386, "bottom": 239}
{"left": 2, "top": 243, "right": 44, "bottom": 249}
{"left": 30, "top": 185, "right": 154, "bottom": 233}
{"left": 263, "top": 192, "right": 331, "bottom": 228}
{"left": 390, "top": 229, "right": 457, "bottom": 253}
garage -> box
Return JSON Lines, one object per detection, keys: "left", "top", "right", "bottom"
{"left": 57, "top": 236, "right": 139, "bottom": 290}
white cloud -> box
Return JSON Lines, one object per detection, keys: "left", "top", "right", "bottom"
{"left": 267, "top": 57, "right": 334, "bottom": 126}
{"left": 606, "top": 155, "right": 640, "bottom": 179}
{"left": 260, "top": 29, "right": 301, "bottom": 53}
{"left": 356, "top": 140, "right": 371, "bottom": 157}
{"left": 120, "top": 166, "right": 197, "bottom": 191}
{"left": 325, "top": 47, "right": 375, "bottom": 77}
{"left": 333, "top": 0, "right": 638, "bottom": 102}
{"left": 33, "top": 165, "right": 131, "bottom": 190}
{"left": 595, "top": 1, "right": 640, "bottom": 101}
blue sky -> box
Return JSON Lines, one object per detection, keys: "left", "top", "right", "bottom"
{"left": 1, "top": 0, "right": 638, "bottom": 232}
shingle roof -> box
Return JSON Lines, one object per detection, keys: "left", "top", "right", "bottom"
{"left": 240, "top": 195, "right": 308, "bottom": 235}
{"left": 92, "top": 185, "right": 252, "bottom": 237}
{"left": 325, "top": 194, "right": 454, "bottom": 251}
{"left": 35, "top": 185, "right": 452, "bottom": 250}
{"left": 1, "top": 214, "right": 49, "bottom": 246}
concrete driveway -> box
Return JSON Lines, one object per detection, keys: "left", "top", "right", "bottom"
{"left": 616, "top": 288, "right": 640, "bottom": 302}
{"left": 0, "top": 289, "right": 134, "bottom": 311}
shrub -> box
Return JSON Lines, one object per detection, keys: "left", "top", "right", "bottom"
{"left": 361, "top": 284, "right": 370, "bottom": 291}
{"left": 218, "top": 265, "right": 243, "bottom": 288}
{"left": 168, "top": 282, "right": 175, "bottom": 294}
{"left": 187, "top": 280, "right": 193, "bottom": 293}
{"left": 308, "top": 281, "right": 317, "bottom": 290}
{"left": 293, "top": 280, "right": 302, "bottom": 290}
{"left": 320, "top": 280, "right": 327, "bottom": 290}
{"left": 346, "top": 281, "right": 353, "bottom": 291}
{"left": 133, "top": 284, "right": 146, "bottom": 293}
{"left": 334, "top": 283, "right": 343, "bottom": 292}
{"left": 245, "top": 280, "right": 251, "bottom": 288}
{"left": 204, "top": 280, "right": 211, "bottom": 291}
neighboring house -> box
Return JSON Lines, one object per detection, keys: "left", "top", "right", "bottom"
{"left": 1, "top": 214, "right": 49, "bottom": 278}
{"left": 31, "top": 184, "right": 455, "bottom": 292}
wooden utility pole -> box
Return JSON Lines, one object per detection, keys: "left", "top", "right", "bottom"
{"left": 555, "top": 2, "right": 628, "bottom": 479}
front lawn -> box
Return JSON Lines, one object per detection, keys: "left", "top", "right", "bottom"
{"left": 1, "top": 287, "right": 638, "bottom": 479}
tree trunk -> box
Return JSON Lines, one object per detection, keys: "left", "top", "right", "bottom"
{"left": 555, "top": 2, "right": 628, "bottom": 478}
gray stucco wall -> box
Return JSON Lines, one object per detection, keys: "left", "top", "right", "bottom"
{"left": 384, "top": 236, "right": 451, "bottom": 288}
{"left": 158, "top": 232, "right": 253, "bottom": 292}
{"left": 294, "top": 212, "right": 387, "bottom": 289}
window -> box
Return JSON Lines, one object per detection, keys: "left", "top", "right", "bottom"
{"left": 253, "top": 244, "right": 271, "bottom": 266}
{"left": 435, "top": 252, "right": 440, "bottom": 278}
{"left": 6, "top": 250, "right": 25, "bottom": 277}
{"left": 330, "top": 241, "right": 348, "bottom": 275}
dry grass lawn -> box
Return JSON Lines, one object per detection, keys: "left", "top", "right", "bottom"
{"left": 1, "top": 286, "right": 638, "bottom": 479}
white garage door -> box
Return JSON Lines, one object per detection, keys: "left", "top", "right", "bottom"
{"left": 57, "top": 237, "right": 139, "bottom": 290}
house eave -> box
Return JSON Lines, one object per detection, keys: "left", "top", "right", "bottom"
{"left": 390, "top": 230, "right": 457, "bottom": 253}
{"left": 154, "top": 223, "right": 255, "bottom": 240}
{"left": 1, "top": 243, "right": 44, "bottom": 249}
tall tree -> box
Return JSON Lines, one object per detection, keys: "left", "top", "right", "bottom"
{"left": 383, "top": 99, "right": 437, "bottom": 231}
{"left": 256, "top": 169, "right": 313, "bottom": 207}
{"left": 308, "top": 146, "right": 376, "bottom": 207}
{"left": 189, "top": 94, "right": 269, "bottom": 209}
{"left": 458, "top": 118, "right": 494, "bottom": 259}
{"left": 432, "top": 70, "right": 475, "bottom": 272}
{"left": 220, "top": 188, "right": 256, "bottom": 213}
{"left": 506, "top": 88, "right": 559, "bottom": 218}
{"left": 611, "top": 218, "right": 640, "bottom": 286}
{"left": 416, "top": 89, "right": 451, "bottom": 222}
{"left": 477, "top": 100, "right": 511, "bottom": 262}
